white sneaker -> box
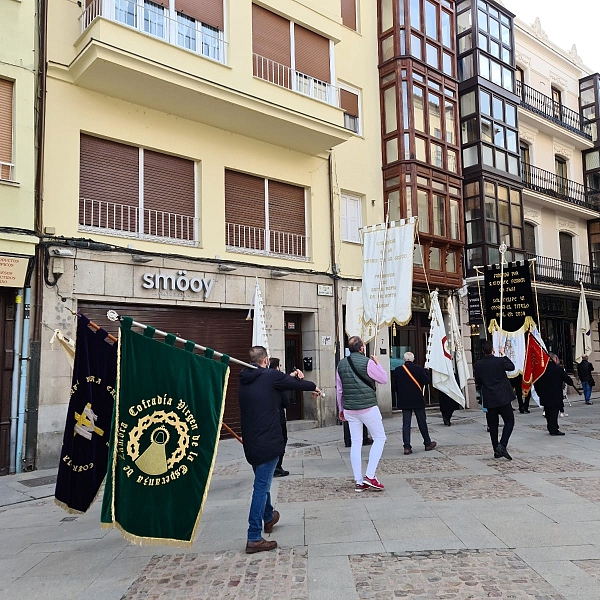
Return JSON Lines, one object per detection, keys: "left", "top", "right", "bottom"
{"left": 542, "top": 411, "right": 545, "bottom": 416}
{"left": 560, "top": 412, "right": 568, "bottom": 417}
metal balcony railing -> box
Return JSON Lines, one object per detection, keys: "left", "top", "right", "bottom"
{"left": 526, "top": 253, "right": 600, "bottom": 290}
{"left": 226, "top": 222, "right": 307, "bottom": 259}
{"left": 521, "top": 162, "right": 600, "bottom": 211}
{"left": 516, "top": 80, "right": 592, "bottom": 140}
{"left": 81, "top": 0, "right": 227, "bottom": 65}
{"left": 252, "top": 53, "right": 338, "bottom": 107}
{"left": 79, "top": 198, "right": 197, "bottom": 245}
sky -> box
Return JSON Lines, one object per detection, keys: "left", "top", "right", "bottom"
{"left": 501, "top": 0, "right": 600, "bottom": 73}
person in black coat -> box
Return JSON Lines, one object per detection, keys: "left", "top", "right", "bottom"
{"left": 534, "top": 353, "right": 574, "bottom": 436}
{"left": 392, "top": 352, "right": 436, "bottom": 454}
{"left": 578, "top": 355, "right": 594, "bottom": 405}
{"left": 473, "top": 340, "right": 515, "bottom": 460}
{"left": 239, "top": 346, "right": 320, "bottom": 554}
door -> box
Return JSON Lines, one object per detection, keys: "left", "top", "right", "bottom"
{"left": 78, "top": 302, "right": 252, "bottom": 438}
{"left": 559, "top": 232, "right": 574, "bottom": 282}
{"left": 555, "top": 156, "right": 567, "bottom": 198}
{"left": 520, "top": 143, "right": 530, "bottom": 184}
{"left": 0, "top": 290, "right": 15, "bottom": 475}
{"left": 284, "top": 313, "right": 303, "bottom": 420}
{"left": 524, "top": 222, "right": 536, "bottom": 256}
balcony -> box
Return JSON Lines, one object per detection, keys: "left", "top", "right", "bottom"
{"left": 526, "top": 253, "right": 600, "bottom": 291}
{"left": 79, "top": 198, "right": 197, "bottom": 246}
{"left": 521, "top": 163, "right": 600, "bottom": 212}
{"left": 252, "top": 54, "right": 338, "bottom": 107}
{"left": 516, "top": 80, "right": 592, "bottom": 141}
{"left": 226, "top": 222, "right": 308, "bottom": 261}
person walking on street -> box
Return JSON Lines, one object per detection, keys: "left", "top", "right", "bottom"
{"left": 512, "top": 374, "right": 529, "bottom": 414}
{"left": 392, "top": 352, "right": 437, "bottom": 453}
{"left": 239, "top": 346, "right": 321, "bottom": 554}
{"left": 337, "top": 336, "right": 388, "bottom": 492}
{"left": 473, "top": 340, "right": 516, "bottom": 460}
{"left": 534, "top": 353, "right": 574, "bottom": 436}
{"left": 578, "top": 355, "right": 594, "bottom": 405}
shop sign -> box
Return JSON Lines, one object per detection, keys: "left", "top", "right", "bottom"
{"left": 467, "top": 289, "right": 483, "bottom": 324}
{"left": 142, "top": 271, "right": 215, "bottom": 299}
{"left": 0, "top": 256, "right": 29, "bottom": 288}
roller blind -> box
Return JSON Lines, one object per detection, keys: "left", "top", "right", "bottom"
{"left": 268, "top": 180, "right": 306, "bottom": 256}
{"left": 252, "top": 4, "right": 291, "bottom": 67}
{"left": 175, "top": 0, "right": 224, "bottom": 30}
{"left": 341, "top": 0, "right": 357, "bottom": 30}
{"left": 340, "top": 89, "right": 359, "bottom": 117}
{"left": 225, "top": 170, "right": 266, "bottom": 250}
{"left": 0, "top": 79, "right": 13, "bottom": 180}
{"left": 294, "top": 25, "right": 330, "bottom": 83}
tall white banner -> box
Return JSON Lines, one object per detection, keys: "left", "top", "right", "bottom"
{"left": 345, "top": 288, "right": 376, "bottom": 343}
{"left": 575, "top": 282, "right": 592, "bottom": 364}
{"left": 362, "top": 218, "right": 416, "bottom": 329}
{"left": 250, "top": 278, "right": 270, "bottom": 356}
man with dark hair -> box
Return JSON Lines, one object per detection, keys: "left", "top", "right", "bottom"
{"left": 473, "top": 340, "right": 516, "bottom": 460}
{"left": 239, "top": 346, "right": 321, "bottom": 554}
{"left": 337, "top": 336, "right": 388, "bottom": 491}
{"left": 578, "top": 354, "right": 594, "bottom": 405}
{"left": 534, "top": 353, "right": 573, "bottom": 436}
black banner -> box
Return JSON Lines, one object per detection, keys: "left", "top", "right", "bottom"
{"left": 483, "top": 261, "right": 535, "bottom": 332}
{"left": 467, "top": 288, "right": 484, "bottom": 324}
{"left": 55, "top": 315, "right": 117, "bottom": 513}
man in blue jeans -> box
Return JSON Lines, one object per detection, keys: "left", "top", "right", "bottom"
{"left": 578, "top": 355, "right": 594, "bottom": 405}
{"left": 239, "top": 345, "right": 320, "bottom": 554}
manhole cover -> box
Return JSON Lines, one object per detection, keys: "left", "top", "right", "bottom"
{"left": 19, "top": 475, "right": 57, "bottom": 487}
{"left": 287, "top": 442, "right": 311, "bottom": 448}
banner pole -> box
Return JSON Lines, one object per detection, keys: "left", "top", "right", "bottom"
{"left": 373, "top": 213, "right": 390, "bottom": 353}
{"left": 498, "top": 243, "right": 507, "bottom": 348}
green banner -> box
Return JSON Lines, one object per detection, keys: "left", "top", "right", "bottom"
{"left": 101, "top": 317, "right": 230, "bottom": 546}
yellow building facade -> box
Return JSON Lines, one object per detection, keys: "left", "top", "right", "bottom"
{"left": 39, "top": 0, "right": 384, "bottom": 466}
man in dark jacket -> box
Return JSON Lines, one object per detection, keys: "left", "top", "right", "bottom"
{"left": 473, "top": 340, "right": 515, "bottom": 460}
{"left": 535, "top": 353, "right": 574, "bottom": 435}
{"left": 578, "top": 355, "right": 594, "bottom": 405}
{"left": 392, "top": 352, "right": 436, "bottom": 454}
{"left": 239, "top": 346, "right": 320, "bottom": 554}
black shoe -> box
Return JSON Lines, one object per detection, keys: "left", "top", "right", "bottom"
{"left": 524, "top": 410, "right": 530, "bottom": 414}
{"left": 495, "top": 444, "right": 512, "bottom": 460}
{"left": 550, "top": 431, "right": 566, "bottom": 436}
{"left": 344, "top": 443, "right": 351, "bottom": 448}
{"left": 586, "top": 401, "right": 594, "bottom": 405}
{"left": 443, "top": 417, "right": 451, "bottom": 426}
{"left": 363, "top": 438, "right": 374, "bottom": 446}
{"left": 519, "top": 410, "right": 525, "bottom": 414}
{"left": 494, "top": 450, "right": 502, "bottom": 458}
{"left": 274, "top": 468, "right": 289, "bottom": 477}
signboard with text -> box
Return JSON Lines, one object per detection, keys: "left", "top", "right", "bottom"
{"left": 0, "top": 256, "right": 29, "bottom": 288}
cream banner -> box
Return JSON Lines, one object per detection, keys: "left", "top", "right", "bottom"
{"left": 362, "top": 218, "right": 416, "bottom": 329}
{"left": 345, "top": 288, "right": 376, "bottom": 343}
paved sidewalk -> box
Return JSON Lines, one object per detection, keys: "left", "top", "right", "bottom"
{"left": 1, "top": 398, "right": 600, "bottom": 599}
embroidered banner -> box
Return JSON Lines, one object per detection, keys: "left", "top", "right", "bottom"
{"left": 54, "top": 315, "right": 117, "bottom": 513}
{"left": 101, "top": 317, "right": 230, "bottom": 547}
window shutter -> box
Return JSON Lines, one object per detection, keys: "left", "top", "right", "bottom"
{"left": 252, "top": 4, "right": 291, "bottom": 67}
{"left": 340, "top": 89, "right": 359, "bottom": 117}
{"left": 341, "top": 0, "right": 357, "bottom": 30}
{"left": 294, "top": 25, "right": 330, "bottom": 83}
{"left": 268, "top": 180, "right": 306, "bottom": 256}
{"left": 175, "top": 0, "right": 223, "bottom": 30}
{"left": 225, "top": 170, "right": 266, "bottom": 250}
{"left": 341, "top": 195, "right": 349, "bottom": 240}
{"left": 79, "top": 134, "right": 139, "bottom": 231}
{"left": 0, "top": 79, "right": 13, "bottom": 181}
{"left": 144, "top": 151, "right": 195, "bottom": 241}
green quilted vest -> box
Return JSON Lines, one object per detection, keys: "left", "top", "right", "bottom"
{"left": 338, "top": 352, "right": 378, "bottom": 410}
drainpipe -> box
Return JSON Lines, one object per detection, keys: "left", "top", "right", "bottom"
{"left": 15, "top": 287, "right": 31, "bottom": 473}
{"left": 9, "top": 289, "right": 24, "bottom": 474}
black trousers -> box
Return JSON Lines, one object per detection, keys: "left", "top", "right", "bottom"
{"left": 276, "top": 421, "right": 288, "bottom": 470}
{"left": 544, "top": 406, "right": 560, "bottom": 434}
{"left": 512, "top": 375, "right": 528, "bottom": 412}
{"left": 402, "top": 408, "right": 431, "bottom": 448}
{"left": 485, "top": 403, "right": 514, "bottom": 449}
{"left": 439, "top": 394, "right": 460, "bottom": 421}
{"left": 343, "top": 421, "right": 371, "bottom": 446}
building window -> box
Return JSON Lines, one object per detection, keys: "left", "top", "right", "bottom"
{"left": 524, "top": 222, "right": 536, "bottom": 255}
{"left": 555, "top": 156, "right": 567, "bottom": 196}
{"left": 79, "top": 134, "right": 196, "bottom": 244}
{"left": 551, "top": 86, "right": 562, "bottom": 120}
{"left": 559, "top": 231, "right": 574, "bottom": 264}
{"left": 0, "top": 79, "right": 13, "bottom": 182}
{"left": 340, "top": 88, "right": 360, "bottom": 133}
{"left": 225, "top": 169, "right": 307, "bottom": 258}
{"left": 342, "top": 0, "right": 357, "bottom": 31}
{"left": 341, "top": 193, "right": 363, "bottom": 243}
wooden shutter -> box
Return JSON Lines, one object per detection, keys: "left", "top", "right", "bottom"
{"left": 268, "top": 180, "right": 306, "bottom": 256}
{"left": 252, "top": 4, "right": 291, "bottom": 68}
{"left": 175, "top": 0, "right": 223, "bottom": 29}
{"left": 294, "top": 25, "right": 330, "bottom": 83}
{"left": 340, "top": 89, "right": 359, "bottom": 117}
{"left": 225, "top": 170, "right": 266, "bottom": 250}
{"left": 144, "top": 151, "right": 195, "bottom": 241}
{"left": 341, "top": 0, "right": 357, "bottom": 30}
{"left": 0, "top": 79, "right": 13, "bottom": 181}
{"left": 79, "top": 134, "right": 139, "bottom": 231}
{"left": 342, "top": 194, "right": 361, "bottom": 242}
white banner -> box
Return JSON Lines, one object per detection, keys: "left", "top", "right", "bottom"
{"left": 362, "top": 218, "right": 415, "bottom": 329}
{"left": 250, "top": 278, "right": 270, "bottom": 355}
{"left": 345, "top": 288, "right": 376, "bottom": 343}
{"left": 447, "top": 295, "right": 470, "bottom": 390}
{"left": 575, "top": 282, "right": 592, "bottom": 364}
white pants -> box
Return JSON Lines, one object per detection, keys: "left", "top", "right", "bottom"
{"left": 344, "top": 406, "right": 387, "bottom": 483}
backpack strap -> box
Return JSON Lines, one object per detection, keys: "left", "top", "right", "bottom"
{"left": 347, "top": 355, "right": 376, "bottom": 391}
{"left": 402, "top": 364, "right": 423, "bottom": 394}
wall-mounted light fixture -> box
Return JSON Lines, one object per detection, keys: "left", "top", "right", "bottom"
{"left": 271, "top": 270, "right": 289, "bottom": 278}
{"left": 131, "top": 255, "right": 153, "bottom": 263}
{"left": 218, "top": 264, "right": 237, "bottom": 272}
{"left": 52, "top": 248, "right": 74, "bottom": 257}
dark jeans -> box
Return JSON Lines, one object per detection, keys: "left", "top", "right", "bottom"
{"left": 512, "top": 375, "right": 527, "bottom": 412}
{"left": 343, "top": 421, "right": 370, "bottom": 446}
{"left": 276, "top": 421, "right": 288, "bottom": 470}
{"left": 402, "top": 408, "right": 431, "bottom": 448}
{"left": 485, "top": 403, "right": 514, "bottom": 449}
{"left": 248, "top": 457, "right": 278, "bottom": 542}
{"left": 544, "top": 406, "right": 560, "bottom": 434}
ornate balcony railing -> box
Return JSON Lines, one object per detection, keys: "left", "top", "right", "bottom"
{"left": 252, "top": 53, "right": 338, "bottom": 107}
{"left": 81, "top": 0, "right": 227, "bottom": 65}
{"left": 525, "top": 253, "right": 600, "bottom": 290}
{"left": 516, "top": 80, "right": 591, "bottom": 140}
{"left": 79, "top": 198, "right": 197, "bottom": 245}
{"left": 521, "top": 162, "right": 600, "bottom": 211}
{"left": 226, "top": 222, "right": 307, "bottom": 259}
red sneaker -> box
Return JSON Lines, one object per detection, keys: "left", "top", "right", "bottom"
{"left": 363, "top": 476, "right": 384, "bottom": 490}
{"left": 355, "top": 482, "right": 369, "bottom": 492}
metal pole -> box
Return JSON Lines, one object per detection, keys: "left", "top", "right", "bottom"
{"left": 373, "top": 214, "right": 390, "bottom": 354}
{"left": 498, "top": 243, "right": 507, "bottom": 349}
{"left": 9, "top": 289, "right": 24, "bottom": 474}
{"left": 16, "top": 287, "right": 31, "bottom": 473}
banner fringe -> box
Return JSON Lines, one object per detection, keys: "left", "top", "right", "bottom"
{"left": 54, "top": 498, "right": 85, "bottom": 515}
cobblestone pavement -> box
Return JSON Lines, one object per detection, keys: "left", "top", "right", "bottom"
{"left": 526, "top": 423, "right": 580, "bottom": 432}
{"left": 578, "top": 430, "right": 600, "bottom": 440}
{"left": 443, "top": 417, "right": 479, "bottom": 426}
{"left": 438, "top": 444, "right": 523, "bottom": 456}
{"left": 276, "top": 477, "right": 385, "bottom": 502}
{"left": 378, "top": 456, "right": 466, "bottom": 474}
{"left": 123, "top": 548, "right": 308, "bottom": 600}
{"left": 406, "top": 475, "right": 542, "bottom": 501}
{"left": 572, "top": 559, "right": 600, "bottom": 582}
{"left": 286, "top": 447, "right": 322, "bottom": 459}
{"left": 349, "top": 550, "right": 565, "bottom": 599}
{"left": 550, "top": 476, "right": 600, "bottom": 502}
{"left": 213, "top": 463, "right": 242, "bottom": 476}
{"left": 482, "top": 456, "right": 597, "bottom": 473}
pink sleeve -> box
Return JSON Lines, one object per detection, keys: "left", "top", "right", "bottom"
{"left": 336, "top": 370, "right": 343, "bottom": 412}
{"left": 367, "top": 360, "right": 388, "bottom": 384}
